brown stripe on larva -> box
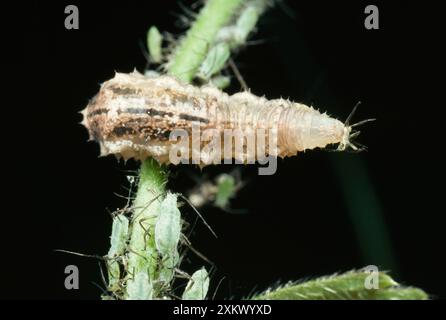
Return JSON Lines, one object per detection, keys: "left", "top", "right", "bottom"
{"left": 87, "top": 108, "right": 109, "bottom": 118}
{"left": 109, "top": 85, "right": 141, "bottom": 96}
{"left": 178, "top": 113, "right": 210, "bottom": 123}
{"left": 81, "top": 71, "right": 349, "bottom": 164}
{"left": 112, "top": 126, "right": 137, "bottom": 137}
{"left": 108, "top": 116, "right": 173, "bottom": 142}
{"left": 147, "top": 109, "right": 175, "bottom": 118}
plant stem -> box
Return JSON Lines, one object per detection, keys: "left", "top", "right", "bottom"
{"left": 167, "top": 0, "right": 244, "bottom": 82}
{"left": 121, "top": 0, "right": 270, "bottom": 299}
{"left": 125, "top": 159, "right": 167, "bottom": 298}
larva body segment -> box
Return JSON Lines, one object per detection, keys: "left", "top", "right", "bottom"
{"left": 81, "top": 71, "right": 347, "bottom": 164}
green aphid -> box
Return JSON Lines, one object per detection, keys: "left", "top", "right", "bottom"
{"left": 215, "top": 173, "right": 237, "bottom": 209}
{"left": 198, "top": 42, "right": 230, "bottom": 80}
{"left": 235, "top": 5, "right": 259, "bottom": 44}
{"left": 210, "top": 75, "right": 231, "bottom": 89}
{"left": 108, "top": 215, "right": 129, "bottom": 259}
{"left": 126, "top": 272, "right": 153, "bottom": 300}
{"left": 107, "top": 215, "right": 129, "bottom": 291}
{"left": 154, "top": 193, "right": 182, "bottom": 256}
{"left": 147, "top": 26, "right": 163, "bottom": 63}
{"left": 182, "top": 268, "right": 210, "bottom": 300}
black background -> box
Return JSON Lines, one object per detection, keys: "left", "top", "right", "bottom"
{"left": 3, "top": 1, "right": 445, "bottom": 299}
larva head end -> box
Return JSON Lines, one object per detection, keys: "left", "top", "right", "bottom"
{"left": 337, "top": 118, "right": 376, "bottom": 152}
{"left": 336, "top": 102, "right": 375, "bottom": 152}
{"left": 337, "top": 126, "right": 357, "bottom": 152}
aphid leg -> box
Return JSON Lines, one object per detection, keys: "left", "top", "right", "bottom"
{"left": 99, "top": 260, "right": 108, "bottom": 288}
{"left": 156, "top": 253, "right": 180, "bottom": 279}
{"left": 113, "top": 177, "right": 137, "bottom": 213}
{"left": 139, "top": 39, "right": 153, "bottom": 69}
{"left": 108, "top": 206, "right": 133, "bottom": 219}
{"left": 190, "top": 0, "right": 205, "bottom": 10}
{"left": 212, "top": 276, "right": 227, "bottom": 300}
{"left": 91, "top": 281, "right": 109, "bottom": 297}
{"left": 178, "top": 194, "right": 218, "bottom": 238}
{"left": 174, "top": 268, "right": 192, "bottom": 280}
{"left": 125, "top": 174, "right": 137, "bottom": 206}
{"left": 178, "top": 1, "right": 198, "bottom": 20}
{"left": 126, "top": 247, "right": 149, "bottom": 262}
{"left": 172, "top": 3, "right": 195, "bottom": 29}
{"left": 54, "top": 249, "right": 105, "bottom": 261}
{"left": 113, "top": 191, "right": 135, "bottom": 202}
{"left": 245, "top": 38, "right": 267, "bottom": 46}
{"left": 228, "top": 58, "right": 249, "bottom": 91}
{"left": 138, "top": 216, "right": 158, "bottom": 251}
{"left": 180, "top": 233, "right": 214, "bottom": 265}
{"left": 132, "top": 191, "right": 165, "bottom": 221}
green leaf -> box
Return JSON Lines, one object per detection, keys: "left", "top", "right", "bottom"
{"left": 252, "top": 270, "right": 428, "bottom": 300}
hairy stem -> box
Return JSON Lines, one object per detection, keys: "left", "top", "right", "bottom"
{"left": 167, "top": 0, "right": 244, "bottom": 82}
{"left": 253, "top": 270, "right": 428, "bottom": 300}
{"left": 125, "top": 159, "right": 167, "bottom": 298}
{"left": 122, "top": 0, "right": 267, "bottom": 300}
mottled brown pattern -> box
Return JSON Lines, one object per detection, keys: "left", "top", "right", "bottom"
{"left": 81, "top": 71, "right": 347, "bottom": 164}
{"left": 109, "top": 85, "right": 141, "bottom": 96}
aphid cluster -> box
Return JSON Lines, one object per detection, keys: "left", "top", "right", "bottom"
{"left": 105, "top": 190, "right": 210, "bottom": 300}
